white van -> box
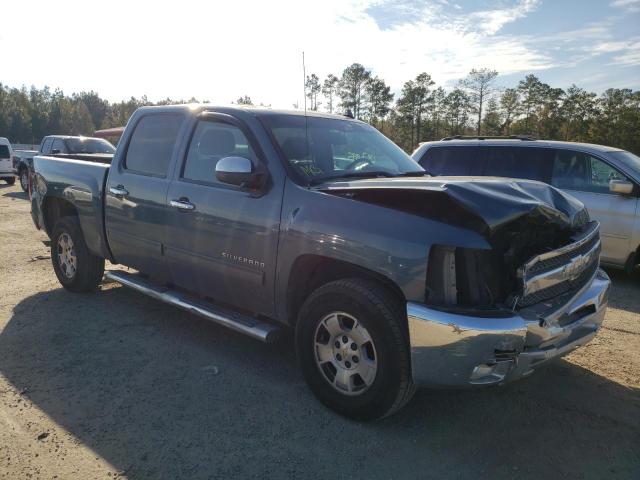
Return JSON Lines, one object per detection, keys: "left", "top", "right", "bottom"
{"left": 0, "top": 137, "right": 17, "bottom": 185}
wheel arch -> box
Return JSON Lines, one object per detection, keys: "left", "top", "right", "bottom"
{"left": 286, "top": 254, "right": 407, "bottom": 327}
{"left": 42, "top": 196, "right": 79, "bottom": 237}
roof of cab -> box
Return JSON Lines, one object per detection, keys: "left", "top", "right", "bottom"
{"left": 418, "top": 138, "right": 623, "bottom": 153}
{"left": 134, "top": 104, "right": 362, "bottom": 122}
{"left": 44, "top": 135, "right": 103, "bottom": 140}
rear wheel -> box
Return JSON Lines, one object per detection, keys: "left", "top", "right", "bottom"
{"left": 51, "top": 217, "right": 104, "bottom": 292}
{"left": 4, "top": 176, "right": 15, "bottom": 185}
{"left": 296, "top": 278, "right": 414, "bottom": 420}
{"left": 19, "top": 169, "right": 29, "bottom": 192}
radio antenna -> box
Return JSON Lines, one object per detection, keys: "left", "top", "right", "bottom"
{"left": 302, "top": 51, "right": 310, "bottom": 163}
{"left": 302, "top": 51, "right": 307, "bottom": 115}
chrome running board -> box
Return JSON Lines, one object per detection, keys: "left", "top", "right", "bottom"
{"left": 104, "top": 270, "right": 281, "bottom": 343}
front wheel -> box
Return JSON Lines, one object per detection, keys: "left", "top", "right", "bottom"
{"left": 296, "top": 278, "right": 414, "bottom": 420}
{"left": 51, "top": 217, "right": 105, "bottom": 292}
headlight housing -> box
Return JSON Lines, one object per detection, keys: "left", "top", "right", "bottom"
{"left": 425, "top": 245, "right": 510, "bottom": 308}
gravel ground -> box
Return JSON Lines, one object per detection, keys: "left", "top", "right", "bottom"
{"left": 0, "top": 182, "right": 638, "bottom": 479}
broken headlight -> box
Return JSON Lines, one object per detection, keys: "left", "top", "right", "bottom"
{"left": 425, "top": 245, "right": 509, "bottom": 308}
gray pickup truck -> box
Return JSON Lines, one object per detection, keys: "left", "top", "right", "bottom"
{"left": 31, "top": 105, "right": 610, "bottom": 420}
{"left": 16, "top": 135, "right": 115, "bottom": 192}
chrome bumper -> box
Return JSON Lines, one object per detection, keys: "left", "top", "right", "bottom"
{"left": 407, "top": 268, "right": 610, "bottom": 387}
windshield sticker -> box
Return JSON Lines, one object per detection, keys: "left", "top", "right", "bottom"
{"left": 301, "top": 165, "right": 324, "bottom": 176}
{"left": 347, "top": 152, "right": 376, "bottom": 162}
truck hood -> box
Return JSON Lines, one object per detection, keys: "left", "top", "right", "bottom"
{"left": 317, "top": 176, "right": 587, "bottom": 241}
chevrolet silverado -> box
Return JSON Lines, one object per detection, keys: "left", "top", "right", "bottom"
{"left": 30, "top": 105, "right": 610, "bottom": 420}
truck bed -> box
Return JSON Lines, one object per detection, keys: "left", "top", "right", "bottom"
{"left": 31, "top": 155, "right": 111, "bottom": 259}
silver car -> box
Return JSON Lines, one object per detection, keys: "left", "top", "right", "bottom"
{"left": 412, "top": 137, "right": 640, "bottom": 272}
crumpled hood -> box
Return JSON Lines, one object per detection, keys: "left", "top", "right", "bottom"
{"left": 318, "top": 176, "right": 587, "bottom": 241}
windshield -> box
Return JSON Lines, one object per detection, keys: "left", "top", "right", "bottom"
{"left": 263, "top": 115, "right": 423, "bottom": 183}
{"left": 609, "top": 150, "right": 640, "bottom": 177}
{"left": 66, "top": 138, "right": 116, "bottom": 154}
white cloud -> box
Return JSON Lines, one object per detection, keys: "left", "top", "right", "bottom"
{"left": 610, "top": 0, "right": 640, "bottom": 13}
{"left": 611, "top": 44, "right": 640, "bottom": 66}
{"left": 466, "top": 0, "right": 540, "bottom": 35}
{"left": 0, "top": 0, "right": 555, "bottom": 106}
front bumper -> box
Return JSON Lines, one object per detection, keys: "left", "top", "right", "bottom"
{"left": 407, "top": 268, "right": 610, "bottom": 387}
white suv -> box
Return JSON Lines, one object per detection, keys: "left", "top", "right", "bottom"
{"left": 413, "top": 137, "right": 640, "bottom": 273}
{"left": 0, "top": 137, "right": 17, "bottom": 185}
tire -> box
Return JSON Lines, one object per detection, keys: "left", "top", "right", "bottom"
{"left": 51, "top": 217, "right": 105, "bottom": 292}
{"left": 4, "top": 176, "right": 15, "bottom": 185}
{"left": 19, "top": 169, "right": 29, "bottom": 192}
{"left": 296, "top": 278, "right": 415, "bottom": 421}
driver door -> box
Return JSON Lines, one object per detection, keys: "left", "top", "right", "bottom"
{"left": 163, "top": 115, "right": 282, "bottom": 317}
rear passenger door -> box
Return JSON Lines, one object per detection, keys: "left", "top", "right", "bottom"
{"left": 417, "top": 146, "right": 485, "bottom": 176}
{"left": 550, "top": 149, "right": 637, "bottom": 265}
{"left": 105, "top": 113, "right": 185, "bottom": 281}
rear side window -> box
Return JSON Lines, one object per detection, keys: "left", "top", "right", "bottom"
{"left": 483, "top": 147, "right": 553, "bottom": 182}
{"left": 0, "top": 145, "right": 10, "bottom": 159}
{"left": 41, "top": 138, "right": 53, "bottom": 154}
{"left": 418, "top": 146, "right": 482, "bottom": 176}
{"left": 52, "top": 139, "right": 68, "bottom": 154}
{"left": 182, "top": 120, "right": 256, "bottom": 185}
{"left": 125, "top": 114, "right": 183, "bottom": 176}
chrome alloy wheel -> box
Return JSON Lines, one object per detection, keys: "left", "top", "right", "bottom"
{"left": 57, "top": 233, "right": 77, "bottom": 279}
{"left": 313, "top": 312, "right": 378, "bottom": 396}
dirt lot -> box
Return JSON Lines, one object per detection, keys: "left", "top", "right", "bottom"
{"left": 0, "top": 182, "right": 638, "bottom": 480}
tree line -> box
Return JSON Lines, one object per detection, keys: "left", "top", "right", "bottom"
{"left": 1, "top": 65, "right": 639, "bottom": 155}
{"left": 303, "top": 65, "right": 640, "bottom": 155}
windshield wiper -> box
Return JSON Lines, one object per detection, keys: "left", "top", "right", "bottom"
{"left": 309, "top": 171, "right": 396, "bottom": 185}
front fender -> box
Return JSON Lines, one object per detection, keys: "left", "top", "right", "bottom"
{"left": 274, "top": 181, "right": 489, "bottom": 322}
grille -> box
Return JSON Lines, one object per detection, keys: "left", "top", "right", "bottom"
{"left": 527, "top": 232, "right": 600, "bottom": 276}
{"left": 518, "top": 258, "right": 598, "bottom": 307}
{"left": 517, "top": 222, "right": 600, "bottom": 308}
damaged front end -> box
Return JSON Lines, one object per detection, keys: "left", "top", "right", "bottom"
{"left": 414, "top": 219, "right": 607, "bottom": 387}
{"left": 425, "top": 219, "right": 600, "bottom": 311}
{"left": 319, "top": 177, "right": 611, "bottom": 387}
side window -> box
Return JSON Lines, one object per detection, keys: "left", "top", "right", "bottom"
{"left": 484, "top": 147, "right": 553, "bottom": 182}
{"left": 52, "top": 139, "right": 67, "bottom": 154}
{"left": 125, "top": 114, "right": 183, "bottom": 176}
{"left": 40, "top": 138, "right": 53, "bottom": 154}
{"left": 418, "top": 146, "right": 481, "bottom": 176}
{"left": 182, "top": 120, "right": 256, "bottom": 185}
{"left": 551, "top": 150, "right": 628, "bottom": 194}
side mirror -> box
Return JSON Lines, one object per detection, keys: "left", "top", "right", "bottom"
{"left": 609, "top": 179, "right": 634, "bottom": 195}
{"left": 216, "top": 156, "right": 264, "bottom": 188}
{"left": 51, "top": 149, "right": 61, "bottom": 154}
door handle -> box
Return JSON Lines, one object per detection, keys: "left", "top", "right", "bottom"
{"left": 109, "top": 185, "right": 129, "bottom": 196}
{"left": 170, "top": 199, "right": 195, "bottom": 211}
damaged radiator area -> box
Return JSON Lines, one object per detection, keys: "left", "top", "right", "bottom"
{"left": 319, "top": 177, "right": 597, "bottom": 311}
{"left": 425, "top": 220, "right": 601, "bottom": 310}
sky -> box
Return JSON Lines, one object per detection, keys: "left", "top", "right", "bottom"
{"left": 2, "top": 0, "right": 639, "bottom": 108}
